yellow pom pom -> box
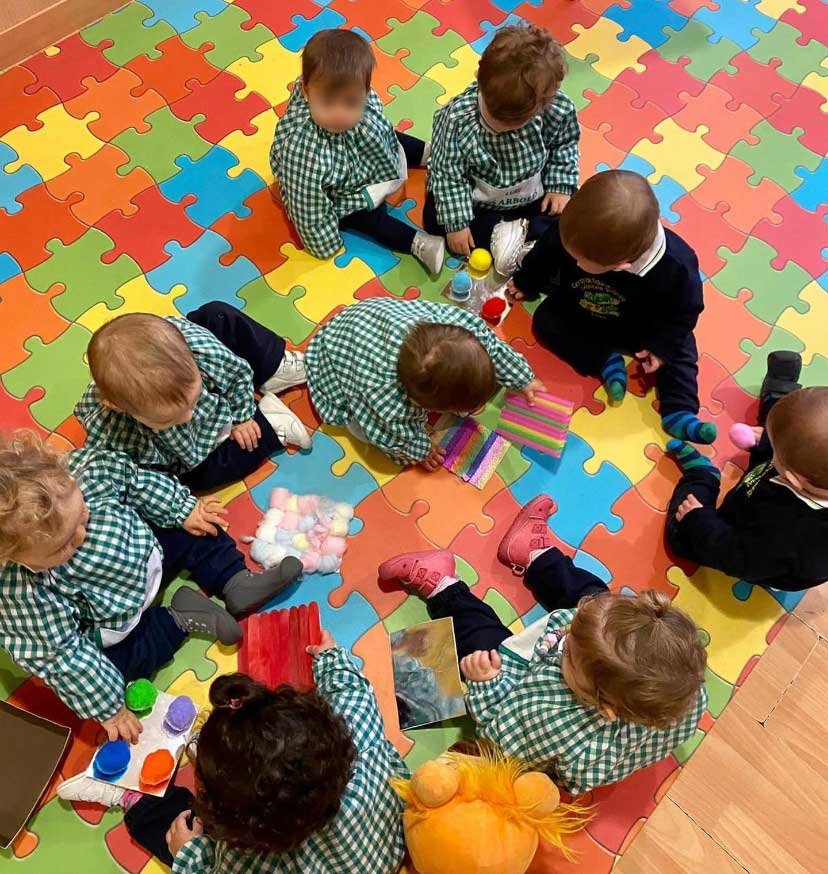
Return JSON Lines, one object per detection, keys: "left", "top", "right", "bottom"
{"left": 468, "top": 248, "right": 492, "bottom": 276}
{"left": 286, "top": 495, "right": 299, "bottom": 512}
{"left": 292, "top": 533, "right": 309, "bottom": 550}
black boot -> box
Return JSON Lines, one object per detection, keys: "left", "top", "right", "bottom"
{"left": 759, "top": 351, "right": 802, "bottom": 424}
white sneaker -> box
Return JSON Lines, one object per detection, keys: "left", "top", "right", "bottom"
{"left": 259, "top": 392, "right": 311, "bottom": 450}
{"left": 261, "top": 350, "right": 307, "bottom": 394}
{"left": 491, "top": 219, "right": 529, "bottom": 276}
{"left": 411, "top": 231, "right": 445, "bottom": 275}
{"left": 57, "top": 773, "right": 124, "bottom": 808}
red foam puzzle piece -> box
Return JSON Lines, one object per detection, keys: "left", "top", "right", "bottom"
{"left": 665, "top": 194, "right": 747, "bottom": 277}
{"left": 617, "top": 51, "right": 704, "bottom": 116}
{"left": 673, "top": 82, "right": 763, "bottom": 153}
{"left": 235, "top": 0, "right": 320, "bottom": 36}
{"left": 516, "top": 0, "right": 599, "bottom": 44}
{"left": 710, "top": 52, "right": 797, "bottom": 117}
{"left": 421, "top": 0, "right": 505, "bottom": 41}
{"left": 768, "top": 84, "right": 828, "bottom": 155}
{"left": 580, "top": 80, "right": 668, "bottom": 152}
{"left": 21, "top": 34, "right": 118, "bottom": 103}
{"left": 0, "top": 66, "right": 60, "bottom": 136}
{"left": 334, "top": 0, "right": 419, "bottom": 39}
{"left": 781, "top": 0, "right": 828, "bottom": 45}
{"left": 126, "top": 35, "right": 221, "bottom": 103}
{"left": 752, "top": 196, "right": 828, "bottom": 276}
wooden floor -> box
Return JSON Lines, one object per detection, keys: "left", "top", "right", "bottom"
{"left": 617, "top": 585, "right": 828, "bottom": 874}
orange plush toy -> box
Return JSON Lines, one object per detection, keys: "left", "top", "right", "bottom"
{"left": 392, "top": 745, "right": 590, "bottom": 874}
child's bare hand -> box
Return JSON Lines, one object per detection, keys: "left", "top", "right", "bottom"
{"left": 166, "top": 811, "right": 204, "bottom": 858}
{"left": 461, "top": 649, "right": 502, "bottom": 682}
{"left": 421, "top": 441, "right": 446, "bottom": 473}
{"left": 519, "top": 378, "right": 547, "bottom": 405}
{"left": 505, "top": 279, "right": 525, "bottom": 303}
{"left": 101, "top": 706, "right": 143, "bottom": 744}
{"left": 447, "top": 228, "right": 475, "bottom": 256}
{"left": 307, "top": 629, "right": 337, "bottom": 656}
{"left": 635, "top": 349, "right": 663, "bottom": 374}
{"left": 675, "top": 494, "right": 703, "bottom": 521}
{"left": 231, "top": 418, "right": 261, "bottom": 451}
{"left": 184, "top": 497, "right": 228, "bottom": 537}
{"left": 542, "top": 192, "right": 570, "bottom": 214}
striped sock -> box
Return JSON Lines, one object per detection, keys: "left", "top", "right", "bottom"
{"left": 667, "top": 439, "right": 721, "bottom": 479}
{"left": 600, "top": 353, "right": 627, "bottom": 402}
{"left": 662, "top": 410, "right": 717, "bottom": 444}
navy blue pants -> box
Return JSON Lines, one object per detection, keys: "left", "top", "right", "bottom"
{"left": 339, "top": 131, "right": 426, "bottom": 253}
{"left": 532, "top": 306, "right": 701, "bottom": 415}
{"left": 125, "top": 785, "right": 196, "bottom": 866}
{"left": 104, "top": 526, "right": 246, "bottom": 681}
{"left": 182, "top": 302, "right": 287, "bottom": 492}
{"left": 423, "top": 193, "right": 555, "bottom": 251}
{"left": 427, "top": 547, "right": 608, "bottom": 663}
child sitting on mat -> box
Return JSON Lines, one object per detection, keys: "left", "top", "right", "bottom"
{"left": 507, "top": 169, "right": 717, "bottom": 445}
{"left": 305, "top": 297, "right": 544, "bottom": 470}
{"left": 75, "top": 302, "right": 310, "bottom": 493}
{"left": 0, "top": 431, "right": 301, "bottom": 744}
{"left": 379, "top": 496, "right": 708, "bottom": 794}
{"left": 57, "top": 636, "right": 408, "bottom": 874}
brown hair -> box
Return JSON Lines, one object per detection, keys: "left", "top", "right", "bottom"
{"left": 397, "top": 323, "right": 497, "bottom": 411}
{"left": 0, "top": 430, "right": 74, "bottom": 562}
{"left": 302, "top": 29, "right": 375, "bottom": 93}
{"left": 567, "top": 591, "right": 706, "bottom": 729}
{"left": 478, "top": 24, "right": 566, "bottom": 125}
{"left": 767, "top": 387, "right": 828, "bottom": 489}
{"left": 560, "top": 170, "right": 660, "bottom": 266}
{"left": 194, "top": 673, "right": 356, "bottom": 853}
{"left": 87, "top": 313, "right": 199, "bottom": 415}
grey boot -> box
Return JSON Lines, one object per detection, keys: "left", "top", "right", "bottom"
{"left": 169, "top": 587, "right": 243, "bottom": 646}
{"left": 222, "top": 556, "right": 304, "bottom": 617}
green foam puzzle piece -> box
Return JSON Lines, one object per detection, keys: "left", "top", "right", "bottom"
{"left": 712, "top": 237, "right": 811, "bottom": 325}
{"left": 748, "top": 21, "right": 828, "bottom": 87}
{"left": 483, "top": 589, "right": 520, "bottom": 628}
{"left": 237, "top": 278, "right": 316, "bottom": 345}
{"left": 730, "top": 120, "right": 822, "bottom": 192}
{"left": 377, "top": 13, "right": 465, "bottom": 77}
{"left": 383, "top": 595, "right": 431, "bottom": 634}
{"left": 801, "top": 353, "right": 828, "bottom": 387}
{"left": 660, "top": 20, "right": 740, "bottom": 82}
{"left": 81, "top": 2, "right": 175, "bottom": 66}
{"left": 2, "top": 325, "right": 92, "bottom": 430}
{"left": 563, "top": 52, "right": 613, "bottom": 111}
{"left": 704, "top": 667, "right": 733, "bottom": 719}
{"left": 673, "top": 727, "right": 705, "bottom": 764}
{"left": 112, "top": 107, "right": 212, "bottom": 184}
{"left": 0, "top": 647, "right": 29, "bottom": 700}
{"left": 735, "top": 326, "right": 805, "bottom": 394}
{"left": 384, "top": 77, "right": 447, "bottom": 141}
{"left": 378, "top": 250, "right": 454, "bottom": 301}
{"left": 25, "top": 229, "right": 139, "bottom": 321}
{"left": 181, "top": 5, "right": 273, "bottom": 70}
{"left": 403, "top": 716, "right": 475, "bottom": 771}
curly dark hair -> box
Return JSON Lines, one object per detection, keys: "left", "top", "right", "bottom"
{"left": 194, "top": 673, "right": 357, "bottom": 853}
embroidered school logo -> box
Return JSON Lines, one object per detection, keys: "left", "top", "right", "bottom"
{"left": 741, "top": 461, "right": 772, "bottom": 496}
{"left": 574, "top": 279, "right": 625, "bottom": 319}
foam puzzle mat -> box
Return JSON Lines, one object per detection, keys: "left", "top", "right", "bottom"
{"left": 1, "top": 0, "right": 826, "bottom": 869}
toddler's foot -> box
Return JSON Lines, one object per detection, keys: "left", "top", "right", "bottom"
{"left": 667, "top": 439, "right": 721, "bottom": 479}
{"left": 222, "top": 556, "right": 303, "bottom": 617}
{"left": 261, "top": 349, "right": 306, "bottom": 394}
{"left": 411, "top": 231, "right": 445, "bottom": 275}
{"left": 601, "top": 353, "right": 627, "bottom": 403}
{"left": 259, "top": 392, "right": 311, "bottom": 449}
{"left": 169, "top": 587, "right": 243, "bottom": 646}
{"left": 57, "top": 774, "right": 125, "bottom": 808}
{"left": 491, "top": 218, "right": 533, "bottom": 276}
{"left": 662, "top": 410, "right": 717, "bottom": 444}
{"left": 378, "top": 549, "right": 456, "bottom": 598}
{"left": 497, "top": 494, "right": 556, "bottom": 574}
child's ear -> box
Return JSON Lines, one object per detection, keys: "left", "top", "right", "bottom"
{"left": 598, "top": 702, "right": 618, "bottom": 722}
{"left": 615, "top": 262, "right": 633, "bottom": 271}
{"left": 100, "top": 397, "right": 123, "bottom": 413}
{"left": 782, "top": 467, "right": 803, "bottom": 491}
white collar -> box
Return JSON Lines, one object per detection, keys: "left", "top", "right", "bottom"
{"left": 771, "top": 475, "right": 828, "bottom": 509}
{"left": 624, "top": 223, "right": 666, "bottom": 276}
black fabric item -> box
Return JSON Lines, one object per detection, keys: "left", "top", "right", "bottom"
{"left": 124, "top": 785, "right": 196, "bottom": 867}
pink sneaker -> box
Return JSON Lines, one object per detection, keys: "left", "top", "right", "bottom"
{"left": 497, "top": 495, "right": 557, "bottom": 573}
{"left": 378, "top": 549, "right": 456, "bottom": 597}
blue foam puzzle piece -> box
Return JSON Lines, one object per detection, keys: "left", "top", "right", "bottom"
{"left": 508, "top": 435, "right": 631, "bottom": 548}
{"left": 336, "top": 227, "right": 402, "bottom": 275}
{"left": 140, "top": 0, "right": 225, "bottom": 32}
{"left": 488, "top": 0, "right": 530, "bottom": 13}
{"left": 0, "top": 143, "right": 42, "bottom": 214}
{"left": 159, "top": 146, "right": 265, "bottom": 228}
{"left": 791, "top": 157, "right": 828, "bottom": 212}
{"left": 471, "top": 14, "right": 525, "bottom": 54}
{"left": 0, "top": 253, "right": 21, "bottom": 283}
{"left": 768, "top": 588, "right": 808, "bottom": 612}
{"left": 573, "top": 549, "right": 613, "bottom": 584}
{"left": 279, "top": 8, "right": 348, "bottom": 52}
{"left": 351, "top": 26, "right": 374, "bottom": 43}
{"left": 607, "top": 154, "right": 687, "bottom": 223}
{"left": 147, "top": 229, "right": 259, "bottom": 312}
{"left": 520, "top": 603, "right": 548, "bottom": 626}
{"left": 696, "top": 0, "right": 775, "bottom": 48}
{"left": 604, "top": 0, "right": 686, "bottom": 48}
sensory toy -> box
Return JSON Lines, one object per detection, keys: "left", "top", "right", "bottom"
{"left": 2, "top": 0, "right": 825, "bottom": 868}
{"left": 124, "top": 678, "right": 158, "bottom": 718}
{"left": 496, "top": 391, "right": 575, "bottom": 458}
{"left": 92, "top": 740, "right": 130, "bottom": 782}
{"left": 163, "top": 695, "right": 198, "bottom": 735}
{"left": 436, "top": 415, "right": 511, "bottom": 489}
{"left": 138, "top": 749, "right": 175, "bottom": 789}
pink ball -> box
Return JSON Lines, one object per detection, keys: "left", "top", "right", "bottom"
{"left": 321, "top": 536, "right": 347, "bottom": 557}
{"left": 302, "top": 551, "right": 321, "bottom": 573}
{"left": 729, "top": 422, "right": 757, "bottom": 450}
{"left": 269, "top": 487, "right": 290, "bottom": 509}
{"left": 297, "top": 495, "right": 319, "bottom": 514}
{"left": 281, "top": 511, "right": 299, "bottom": 531}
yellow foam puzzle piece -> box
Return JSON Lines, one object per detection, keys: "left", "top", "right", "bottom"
{"left": 324, "top": 424, "right": 402, "bottom": 487}
{"left": 226, "top": 37, "right": 301, "bottom": 104}
{"left": 801, "top": 58, "right": 828, "bottom": 104}
{"left": 566, "top": 19, "right": 648, "bottom": 80}
{"left": 755, "top": 0, "right": 804, "bottom": 18}
{"left": 77, "top": 275, "right": 186, "bottom": 332}
{"left": 777, "top": 281, "right": 828, "bottom": 366}
{"left": 668, "top": 565, "right": 783, "bottom": 684}
{"left": 424, "top": 44, "right": 480, "bottom": 105}
{"left": 633, "top": 118, "right": 726, "bottom": 190}
{"left": 2, "top": 105, "right": 105, "bottom": 181}
{"left": 219, "top": 108, "right": 278, "bottom": 182}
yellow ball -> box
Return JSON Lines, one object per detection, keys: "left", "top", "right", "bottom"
{"left": 468, "top": 248, "right": 492, "bottom": 276}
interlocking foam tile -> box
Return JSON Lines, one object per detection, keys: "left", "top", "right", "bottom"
{"left": 4, "top": 2, "right": 828, "bottom": 870}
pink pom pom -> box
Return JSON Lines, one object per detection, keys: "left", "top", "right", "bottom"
{"left": 729, "top": 422, "right": 758, "bottom": 450}
{"left": 297, "top": 495, "right": 319, "bottom": 514}
{"left": 281, "top": 511, "right": 299, "bottom": 531}
{"left": 321, "top": 536, "right": 347, "bottom": 557}
{"left": 302, "top": 551, "right": 321, "bottom": 573}
{"left": 269, "top": 487, "right": 289, "bottom": 509}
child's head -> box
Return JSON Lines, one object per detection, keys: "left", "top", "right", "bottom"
{"left": 0, "top": 431, "right": 88, "bottom": 570}
{"left": 559, "top": 170, "right": 660, "bottom": 274}
{"left": 563, "top": 591, "right": 706, "bottom": 729}
{"left": 767, "top": 387, "right": 828, "bottom": 498}
{"left": 301, "top": 29, "right": 375, "bottom": 133}
{"left": 397, "top": 323, "right": 497, "bottom": 413}
{"left": 477, "top": 24, "right": 566, "bottom": 132}
{"left": 88, "top": 313, "right": 202, "bottom": 432}
{"left": 194, "top": 673, "right": 357, "bottom": 853}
